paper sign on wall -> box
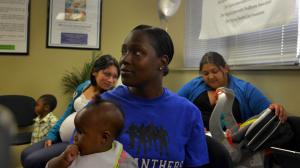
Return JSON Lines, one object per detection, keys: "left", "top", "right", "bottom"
{"left": 199, "top": 0, "right": 296, "bottom": 39}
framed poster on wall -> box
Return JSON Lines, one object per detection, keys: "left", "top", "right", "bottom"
{"left": 0, "top": 0, "right": 30, "bottom": 55}
{"left": 47, "top": 0, "right": 102, "bottom": 50}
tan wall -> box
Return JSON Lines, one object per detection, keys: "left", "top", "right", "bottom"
{"left": 0, "top": 0, "right": 185, "bottom": 117}
{"left": 1, "top": 0, "right": 300, "bottom": 119}
{"left": 3, "top": 1, "right": 300, "bottom": 167}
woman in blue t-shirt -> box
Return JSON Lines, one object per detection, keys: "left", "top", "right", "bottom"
{"left": 100, "top": 25, "right": 209, "bottom": 167}
{"left": 178, "top": 51, "right": 287, "bottom": 130}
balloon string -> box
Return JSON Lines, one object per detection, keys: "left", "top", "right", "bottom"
{"left": 160, "top": 19, "right": 169, "bottom": 32}
{"left": 165, "top": 23, "right": 168, "bottom": 32}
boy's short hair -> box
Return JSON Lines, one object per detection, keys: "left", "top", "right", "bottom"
{"left": 39, "top": 94, "right": 57, "bottom": 112}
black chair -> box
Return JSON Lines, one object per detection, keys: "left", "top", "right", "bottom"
{"left": 0, "top": 95, "right": 36, "bottom": 145}
{"left": 270, "top": 116, "right": 300, "bottom": 168}
{"left": 286, "top": 116, "right": 300, "bottom": 151}
{"left": 201, "top": 135, "right": 233, "bottom": 168}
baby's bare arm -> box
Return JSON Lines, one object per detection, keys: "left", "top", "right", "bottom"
{"left": 47, "top": 144, "right": 79, "bottom": 168}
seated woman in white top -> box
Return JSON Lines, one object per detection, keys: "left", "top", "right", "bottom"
{"left": 59, "top": 93, "right": 90, "bottom": 142}
{"left": 21, "top": 54, "right": 120, "bottom": 168}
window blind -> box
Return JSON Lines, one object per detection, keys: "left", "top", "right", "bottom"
{"left": 184, "top": 0, "right": 300, "bottom": 69}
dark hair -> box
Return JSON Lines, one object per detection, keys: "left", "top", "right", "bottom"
{"left": 90, "top": 54, "right": 120, "bottom": 86}
{"left": 88, "top": 96, "right": 124, "bottom": 138}
{"left": 132, "top": 25, "right": 174, "bottom": 76}
{"left": 199, "top": 52, "right": 227, "bottom": 71}
{"left": 39, "top": 94, "right": 57, "bottom": 112}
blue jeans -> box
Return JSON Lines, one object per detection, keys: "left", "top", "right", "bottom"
{"left": 21, "top": 140, "right": 68, "bottom": 168}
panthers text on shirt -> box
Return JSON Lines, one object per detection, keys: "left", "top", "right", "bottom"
{"left": 137, "top": 158, "right": 184, "bottom": 168}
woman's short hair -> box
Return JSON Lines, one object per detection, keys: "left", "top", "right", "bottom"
{"left": 199, "top": 52, "right": 227, "bottom": 71}
{"left": 90, "top": 54, "right": 120, "bottom": 86}
{"left": 132, "top": 25, "right": 174, "bottom": 76}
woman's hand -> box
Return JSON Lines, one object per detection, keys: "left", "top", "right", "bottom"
{"left": 44, "top": 140, "right": 52, "bottom": 148}
{"left": 269, "top": 103, "right": 288, "bottom": 122}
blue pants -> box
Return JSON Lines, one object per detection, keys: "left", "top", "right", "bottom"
{"left": 21, "top": 140, "right": 68, "bottom": 168}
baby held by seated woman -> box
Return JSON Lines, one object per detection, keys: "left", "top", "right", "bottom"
{"left": 46, "top": 98, "right": 138, "bottom": 168}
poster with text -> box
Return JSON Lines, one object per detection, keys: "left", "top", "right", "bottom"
{"left": 47, "top": 0, "right": 101, "bottom": 49}
{"left": 0, "top": 0, "right": 30, "bottom": 54}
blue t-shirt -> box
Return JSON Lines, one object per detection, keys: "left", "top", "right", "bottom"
{"left": 101, "top": 85, "right": 209, "bottom": 168}
{"left": 178, "top": 75, "right": 271, "bottom": 121}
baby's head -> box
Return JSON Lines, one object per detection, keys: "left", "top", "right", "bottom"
{"left": 35, "top": 94, "right": 57, "bottom": 117}
{"left": 74, "top": 98, "right": 124, "bottom": 155}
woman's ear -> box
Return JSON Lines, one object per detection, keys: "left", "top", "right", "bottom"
{"left": 91, "top": 68, "right": 98, "bottom": 76}
{"left": 222, "top": 65, "right": 230, "bottom": 73}
{"left": 161, "top": 54, "right": 169, "bottom": 67}
{"left": 92, "top": 71, "right": 97, "bottom": 77}
{"left": 158, "top": 55, "right": 170, "bottom": 76}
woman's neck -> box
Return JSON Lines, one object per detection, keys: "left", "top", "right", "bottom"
{"left": 93, "top": 85, "right": 106, "bottom": 94}
{"left": 128, "top": 81, "right": 163, "bottom": 99}
{"left": 84, "top": 85, "right": 106, "bottom": 99}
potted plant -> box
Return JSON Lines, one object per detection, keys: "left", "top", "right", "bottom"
{"left": 61, "top": 51, "right": 101, "bottom": 97}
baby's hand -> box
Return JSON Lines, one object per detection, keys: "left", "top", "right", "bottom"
{"left": 47, "top": 144, "right": 80, "bottom": 168}
{"left": 62, "top": 144, "right": 80, "bottom": 164}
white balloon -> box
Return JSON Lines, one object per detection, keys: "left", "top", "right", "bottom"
{"left": 158, "top": 0, "right": 181, "bottom": 21}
